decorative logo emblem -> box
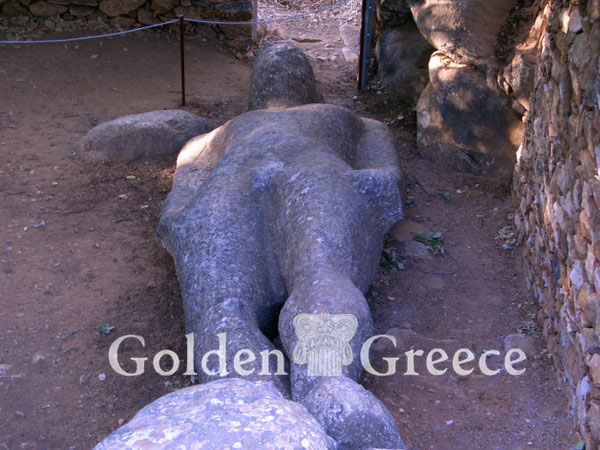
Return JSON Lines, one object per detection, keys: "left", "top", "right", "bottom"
{"left": 292, "top": 313, "right": 358, "bottom": 376}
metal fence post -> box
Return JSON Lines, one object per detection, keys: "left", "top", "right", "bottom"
{"left": 179, "top": 15, "right": 186, "bottom": 106}
{"left": 358, "top": 0, "right": 375, "bottom": 91}
{"left": 252, "top": 0, "right": 258, "bottom": 41}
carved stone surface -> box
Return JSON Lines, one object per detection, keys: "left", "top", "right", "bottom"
{"left": 246, "top": 41, "right": 324, "bottom": 111}
{"left": 302, "top": 377, "right": 406, "bottom": 449}
{"left": 156, "top": 99, "right": 405, "bottom": 445}
{"left": 95, "top": 378, "right": 335, "bottom": 449}
{"left": 157, "top": 101, "right": 404, "bottom": 382}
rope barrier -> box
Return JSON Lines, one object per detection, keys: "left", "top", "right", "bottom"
{"left": 0, "top": 19, "right": 179, "bottom": 44}
{"left": 0, "top": 0, "right": 351, "bottom": 45}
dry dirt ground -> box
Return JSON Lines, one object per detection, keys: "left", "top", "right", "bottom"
{"left": 0, "top": 0, "right": 580, "bottom": 448}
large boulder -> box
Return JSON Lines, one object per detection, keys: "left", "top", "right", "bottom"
{"left": 499, "top": 2, "right": 545, "bottom": 112}
{"left": 408, "top": 0, "right": 518, "bottom": 70}
{"left": 80, "top": 109, "right": 215, "bottom": 162}
{"left": 417, "top": 81, "right": 517, "bottom": 176}
{"left": 377, "top": 0, "right": 413, "bottom": 30}
{"left": 247, "top": 41, "right": 324, "bottom": 111}
{"left": 426, "top": 51, "right": 523, "bottom": 161}
{"left": 503, "top": 50, "right": 537, "bottom": 111}
{"left": 156, "top": 102, "right": 405, "bottom": 446}
{"left": 416, "top": 82, "right": 479, "bottom": 172}
{"left": 95, "top": 378, "right": 334, "bottom": 449}
{"left": 377, "top": 23, "right": 435, "bottom": 104}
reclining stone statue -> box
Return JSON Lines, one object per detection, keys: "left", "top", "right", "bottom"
{"left": 98, "top": 41, "right": 406, "bottom": 449}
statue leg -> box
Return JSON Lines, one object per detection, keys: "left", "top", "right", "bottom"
{"left": 164, "top": 187, "right": 290, "bottom": 396}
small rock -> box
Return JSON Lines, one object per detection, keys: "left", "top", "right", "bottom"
{"left": 29, "top": 1, "right": 67, "bottom": 17}
{"left": 117, "top": 194, "right": 128, "bottom": 201}
{"left": 339, "top": 23, "right": 359, "bottom": 48}
{"left": 0, "top": 364, "right": 12, "bottom": 375}
{"left": 98, "top": 373, "right": 106, "bottom": 381}
{"left": 15, "top": 411, "right": 25, "bottom": 417}
{"left": 390, "top": 219, "right": 425, "bottom": 242}
{"left": 503, "top": 333, "right": 536, "bottom": 359}
{"left": 401, "top": 240, "right": 432, "bottom": 261}
{"left": 570, "top": 262, "right": 585, "bottom": 290}
{"left": 589, "top": 355, "right": 600, "bottom": 385}
{"left": 562, "top": 7, "right": 583, "bottom": 33}
{"left": 291, "top": 37, "right": 322, "bottom": 43}
{"left": 99, "top": 0, "right": 146, "bottom": 17}
{"left": 342, "top": 47, "right": 358, "bottom": 63}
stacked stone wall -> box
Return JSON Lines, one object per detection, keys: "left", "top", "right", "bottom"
{"left": 514, "top": 0, "right": 600, "bottom": 445}
{"left": 0, "top": 0, "right": 253, "bottom": 48}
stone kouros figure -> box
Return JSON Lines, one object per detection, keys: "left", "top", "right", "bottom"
{"left": 156, "top": 40, "right": 406, "bottom": 449}
{"left": 156, "top": 100, "right": 405, "bottom": 448}
{"left": 99, "top": 41, "right": 407, "bottom": 449}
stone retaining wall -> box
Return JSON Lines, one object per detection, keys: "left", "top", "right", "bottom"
{"left": 378, "top": 0, "right": 600, "bottom": 443}
{"left": 0, "top": 0, "right": 253, "bottom": 48}
{"left": 513, "top": 0, "right": 600, "bottom": 446}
